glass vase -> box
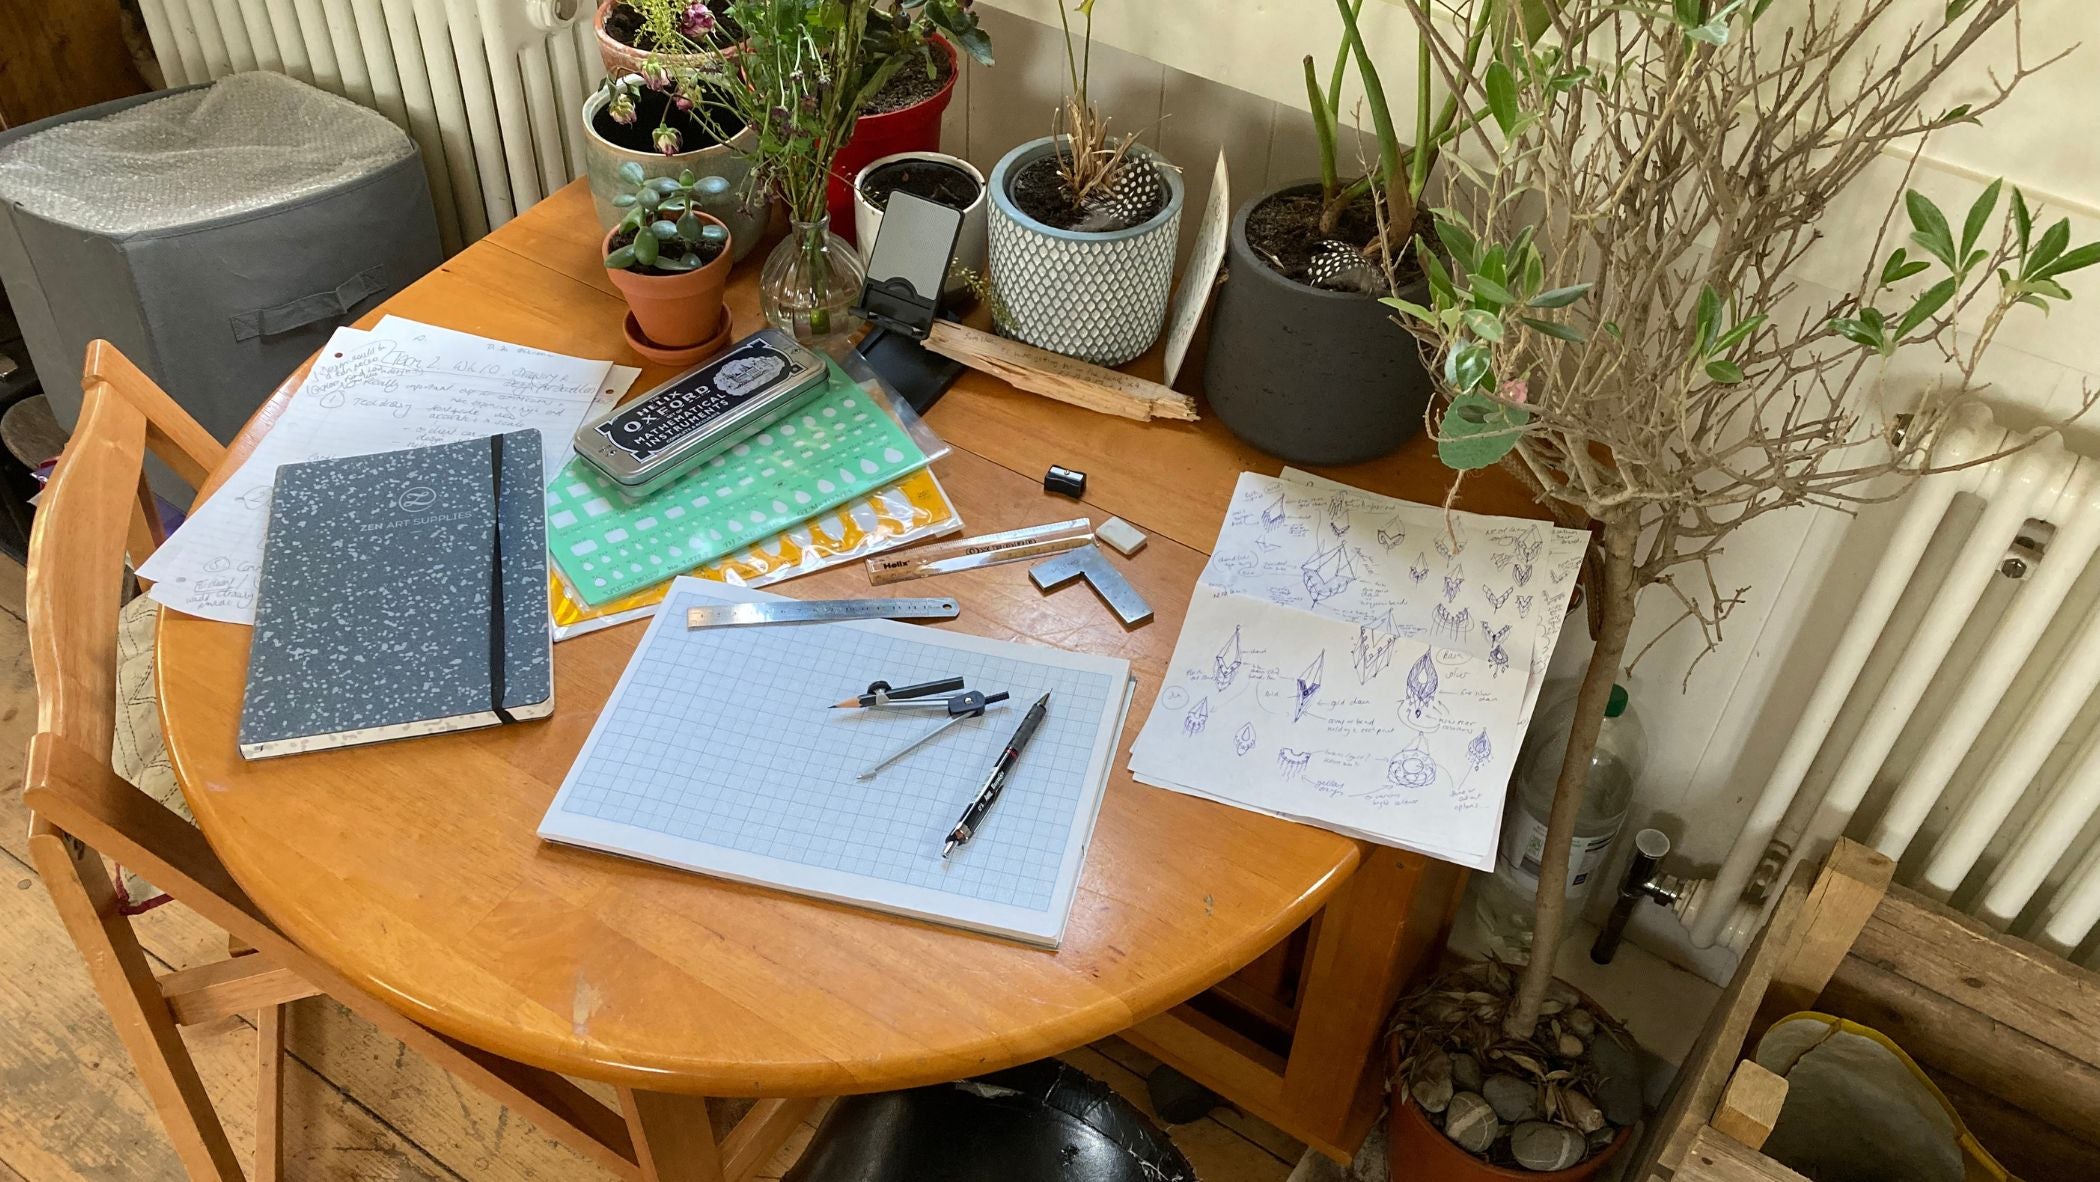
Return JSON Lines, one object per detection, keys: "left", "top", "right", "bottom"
{"left": 759, "top": 216, "right": 866, "bottom": 351}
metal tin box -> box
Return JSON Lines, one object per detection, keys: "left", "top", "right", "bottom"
{"left": 573, "top": 327, "right": 829, "bottom": 498}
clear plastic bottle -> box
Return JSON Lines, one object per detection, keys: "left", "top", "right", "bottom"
{"left": 1473, "top": 683, "right": 1644, "bottom": 960}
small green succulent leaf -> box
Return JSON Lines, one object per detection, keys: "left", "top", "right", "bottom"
{"left": 605, "top": 244, "right": 638, "bottom": 269}
{"left": 632, "top": 229, "right": 660, "bottom": 266}
{"left": 618, "top": 161, "right": 646, "bottom": 185}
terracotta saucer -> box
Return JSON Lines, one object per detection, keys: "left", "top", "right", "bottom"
{"left": 623, "top": 311, "right": 735, "bottom": 367}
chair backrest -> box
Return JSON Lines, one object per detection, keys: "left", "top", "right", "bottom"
{"left": 20, "top": 340, "right": 269, "bottom": 932}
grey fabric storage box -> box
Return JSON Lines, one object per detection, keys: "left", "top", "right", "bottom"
{"left": 0, "top": 74, "right": 441, "bottom": 494}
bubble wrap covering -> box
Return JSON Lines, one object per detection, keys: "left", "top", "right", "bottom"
{"left": 0, "top": 72, "right": 413, "bottom": 236}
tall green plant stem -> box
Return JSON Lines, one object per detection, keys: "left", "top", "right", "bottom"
{"left": 1506, "top": 514, "right": 1638, "bottom": 1035}
{"left": 1417, "top": 0, "right": 1496, "bottom": 200}
{"left": 1306, "top": 56, "right": 1341, "bottom": 200}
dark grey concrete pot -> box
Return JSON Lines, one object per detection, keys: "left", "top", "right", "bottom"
{"left": 1204, "top": 184, "right": 1433, "bottom": 466}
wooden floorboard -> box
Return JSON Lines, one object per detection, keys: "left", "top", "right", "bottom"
{"left": 0, "top": 562, "right": 1301, "bottom": 1180}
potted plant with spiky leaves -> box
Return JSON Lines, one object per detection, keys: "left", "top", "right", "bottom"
{"left": 1205, "top": 0, "right": 1505, "bottom": 465}
{"left": 985, "top": 0, "right": 1184, "bottom": 366}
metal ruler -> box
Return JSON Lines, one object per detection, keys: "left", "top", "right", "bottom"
{"left": 866, "top": 518, "right": 1094, "bottom": 585}
{"left": 684, "top": 597, "right": 960, "bottom": 629}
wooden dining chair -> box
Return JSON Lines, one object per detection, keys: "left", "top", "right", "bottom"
{"left": 22, "top": 340, "right": 649, "bottom": 1180}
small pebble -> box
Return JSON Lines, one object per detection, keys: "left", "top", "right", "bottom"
{"left": 1558, "top": 1032, "right": 1585, "bottom": 1058}
{"left": 1441, "top": 1091, "right": 1500, "bottom": 1155}
{"left": 1484, "top": 1073, "right": 1542, "bottom": 1122}
{"left": 1511, "top": 1121, "right": 1587, "bottom": 1172}
{"left": 1410, "top": 1048, "right": 1453, "bottom": 1114}
{"left": 1587, "top": 1033, "right": 1644, "bottom": 1126}
{"left": 1450, "top": 1052, "right": 1484, "bottom": 1093}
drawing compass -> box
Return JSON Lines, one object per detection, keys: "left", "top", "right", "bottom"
{"left": 833, "top": 677, "right": 1011, "bottom": 779}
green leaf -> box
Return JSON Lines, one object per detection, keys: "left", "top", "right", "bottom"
{"left": 1520, "top": 316, "right": 1585, "bottom": 342}
{"left": 1686, "top": 19, "right": 1730, "bottom": 45}
{"left": 646, "top": 176, "right": 682, "bottom": 194}
{"left": 1485, "top": 61, "right": 1519, "bottom": 137}
{"left": 612, "top": 193, "right": 638, "bottom": 208}
{"left": 1961, "top": 178, "right": 2003, "bottom": 259}
{"left": 1906, "top": 191, "right": 1958, "bottom": 268}
{"left": 1696, "top": 285, "right": 1722, "bottom": 353}
{"left": 1528, "top": 283, "right": 1593, "bottom": 309}
{"left": 2028, "top": 277, "right": 2073, "bottom": 301}
{"left": 1878, "top": 248, "right": 1909, "bottom": 286}
{"left": 2028, "top": 218, "right": 2071, "bottom": 277}
{"left": 678, "top": 168, "right": 696, "bottom": 186}
{"left": 1469, "top": 275, "right": 1516, "bottom": 308}
{"left": 1704, "top": 359, "right": 1745, "bottom": 383}
{"left": 655, "top": 253, "right": 700, "bottom": 272}
{"left": 632, "top": 228, "right": 659, "bottom": 266}
{"left": 618, "top": 160, "right": 646, "bottom": 185}
{"left": 2012, "top": 188, "right": 2033, "bottom": 253}
{"left": 1437, "top": 390, "right": 1529, "bottom": 471}
{"left": 1827, "top": 316, "right": 1883, "bottom": 350}
{"left": 1672, "top": 0, "right": 1702, "bottom": 25}
{"left": 677, "top": 213, "right": 704, "bottom": 241}
{"left": 1946, "top": 0, "right": 1978, "bottom": 17}
{"left": 604, "top": 245, "right": 639, "bottom": 269}
{"left": 1462, "top": 309, "right": 1506, "bottom": 342}
{"left": 2038, "top": 241, "right": 2100, "bottom": 279}
{"left": 649, "top": 219, "right": 679, "bottom": 239}
{"left": 1380, "top": 297, "right": 1434, "bottom": 321}
{"left": 1418, "top": 238, "right": 1458, "bottom": 305}
{"left": 1713, "top": 314, "right": 1766, "bottom": 353}
{"left": 1938, "top": 103, "right": 1977, "bottom": 126}
{"left": 1894, "top": 277, "right": 1959, "bottom": 340}
{"left": 1434, "top": 218, "right": 1480, "bottom": 275}
{"left": 1444, "top": 341, "right": 1494, "bottom": 392}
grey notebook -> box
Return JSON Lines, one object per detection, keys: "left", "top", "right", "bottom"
{"left": 238, "top": 431, "right": 554, "bottom": 759}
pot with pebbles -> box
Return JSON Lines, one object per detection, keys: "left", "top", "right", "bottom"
{"left": 1387, "top": 962, "right": 1638, "bottom": 1181}
{"left": 852, "top": 150, "right": 986, "bottom": 302}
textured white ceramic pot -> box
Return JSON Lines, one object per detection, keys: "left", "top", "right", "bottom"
{"left": 987, "top": 137, "right": 1183, "bottom": 366}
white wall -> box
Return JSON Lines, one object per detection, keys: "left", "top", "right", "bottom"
{"left": 964, "top": 0, "right": 2100, "bottom": 979}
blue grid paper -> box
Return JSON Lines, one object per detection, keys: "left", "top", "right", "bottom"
{"left": 552, "top": 585, "right": 1121, "bottom": 921}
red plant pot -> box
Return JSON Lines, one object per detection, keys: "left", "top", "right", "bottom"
{"left": 826, "top": 36, "right": 958, "bottom": 243}
{"left": 1387, "top": 1096, "right": 1629, "bottom": 1182}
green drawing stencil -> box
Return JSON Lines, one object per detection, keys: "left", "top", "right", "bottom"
{"left": 545, "top": 360, "right": 928, "bottom": 606}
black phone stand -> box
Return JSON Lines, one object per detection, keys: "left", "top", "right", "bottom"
{"left": 857, "top": 315, "right": 966, "bottom": 415}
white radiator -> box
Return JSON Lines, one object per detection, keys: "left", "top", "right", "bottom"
{"left": 136, "top": 0, "right": 609, "bottom": 255}
{"left": 1684, "top": 403, "right": 2100, "bottom": 961}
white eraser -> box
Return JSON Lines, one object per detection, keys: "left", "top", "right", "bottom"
{"left": 1097, "top": 516, "right": 1148, "bottom": 556}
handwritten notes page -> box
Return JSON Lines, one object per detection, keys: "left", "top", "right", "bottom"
{"left": 1126, "top": 471, "right": 1589, "bottom": 869}
{"left": 139, "top": 321, "right": 626, "bottom": 624}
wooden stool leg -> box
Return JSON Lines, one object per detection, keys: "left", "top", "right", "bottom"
{"left": 29, "top": 827, "right": 244, "bottom": 1181}
{"left": 256, "top": 1004, "right": 287, "bottom": 1181}
{"left": 619, "top": 1087, "right": 724, "bottom": 1182}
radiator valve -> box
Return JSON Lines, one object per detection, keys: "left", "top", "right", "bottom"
{"left": 1590, "top": 829, "right": 1684, "bottom": 965}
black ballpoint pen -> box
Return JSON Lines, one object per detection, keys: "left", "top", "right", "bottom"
{"left": 942, "top": 692, "right": 1050, "bottom": 859}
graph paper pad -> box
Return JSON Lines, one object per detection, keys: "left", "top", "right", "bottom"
{"left": 538, "top": 577, "right": 1133, "bottom": 946}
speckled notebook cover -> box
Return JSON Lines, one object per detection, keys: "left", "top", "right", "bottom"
{"left": 239, "top": 431, "right": 553, "bottom": 760}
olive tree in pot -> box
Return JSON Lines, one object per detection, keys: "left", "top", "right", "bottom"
{"left": 603, "top": 163, "right": 738, "bottom": 364}
{"left": 1381, "top": 0, "right": 2100, "bottom": 1178}
{"left": 986, "top": 0, "right": 1183, "bottom": 367}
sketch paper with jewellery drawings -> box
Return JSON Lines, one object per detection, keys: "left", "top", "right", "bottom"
{"left": 1126, "top": 470, "right": 1588, "bottom": 869}
{"left": 138, "top": 319, "right": 637, "bottom": 624}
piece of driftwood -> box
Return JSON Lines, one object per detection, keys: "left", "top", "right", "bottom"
{"left": 922, "top": 320, "right": 1200, "bottom": 423}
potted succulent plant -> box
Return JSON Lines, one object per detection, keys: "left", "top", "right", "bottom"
{"left": 986, "top": 0, "right": 1182, "bottom": 366}
{"left": 582, "top": 73, "right": 765, "bottom": 261}
{"left": 852, "top": 150, "right": 986, "bottom": 302}
{"left": 593, "top": 0, "right": 738, "bottom": 79}
{"left": 1204, "top": 0, "right": 1504, "bottom": 465}
{"left": 603, "top": 162, "right": 737, "bottom": 364}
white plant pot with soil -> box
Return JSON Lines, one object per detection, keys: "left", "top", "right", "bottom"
{"left": 1204, "top": 182, "right": 1433, "bottom": 465}
{"left": 581, "top": 88, "right": 765, "bottom": 263}
{"left": 852, "top": 151, "right": 986, "bottom": 303}
{"left": 986, "top": 137, "right": 1183, "bottom": 367}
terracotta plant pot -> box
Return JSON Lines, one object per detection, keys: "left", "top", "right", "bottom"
{"left": 1204, "top": 182, "right": 1433, "bottom": 465}
{"left": 1387, "top": 1095, "right": 1630, "bottom": 1182}
{"left": 581, "top": 88, "right": 765, "bottom": 264}
{"left": 826, "top": 36, "right": 958, "bottom": 242}
{"left": 851, "top": 150, "right": 986, "bottom": 303}
{"left": 603, "top": 220, "right": 734, "bottom": 351}
{"left": 594, "top": 0, "right": 723, "bottom": 81}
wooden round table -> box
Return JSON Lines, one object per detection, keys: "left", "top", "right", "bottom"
{"left": 150, "top": 206, "right": 1377, "bottom": 1179}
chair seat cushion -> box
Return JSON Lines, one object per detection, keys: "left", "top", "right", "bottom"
{"left": 784, "top": 1059, "right": 1196, "bottom": 1182}
{"left": 112, "top": 593, "right": 191, "bottom": 909}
